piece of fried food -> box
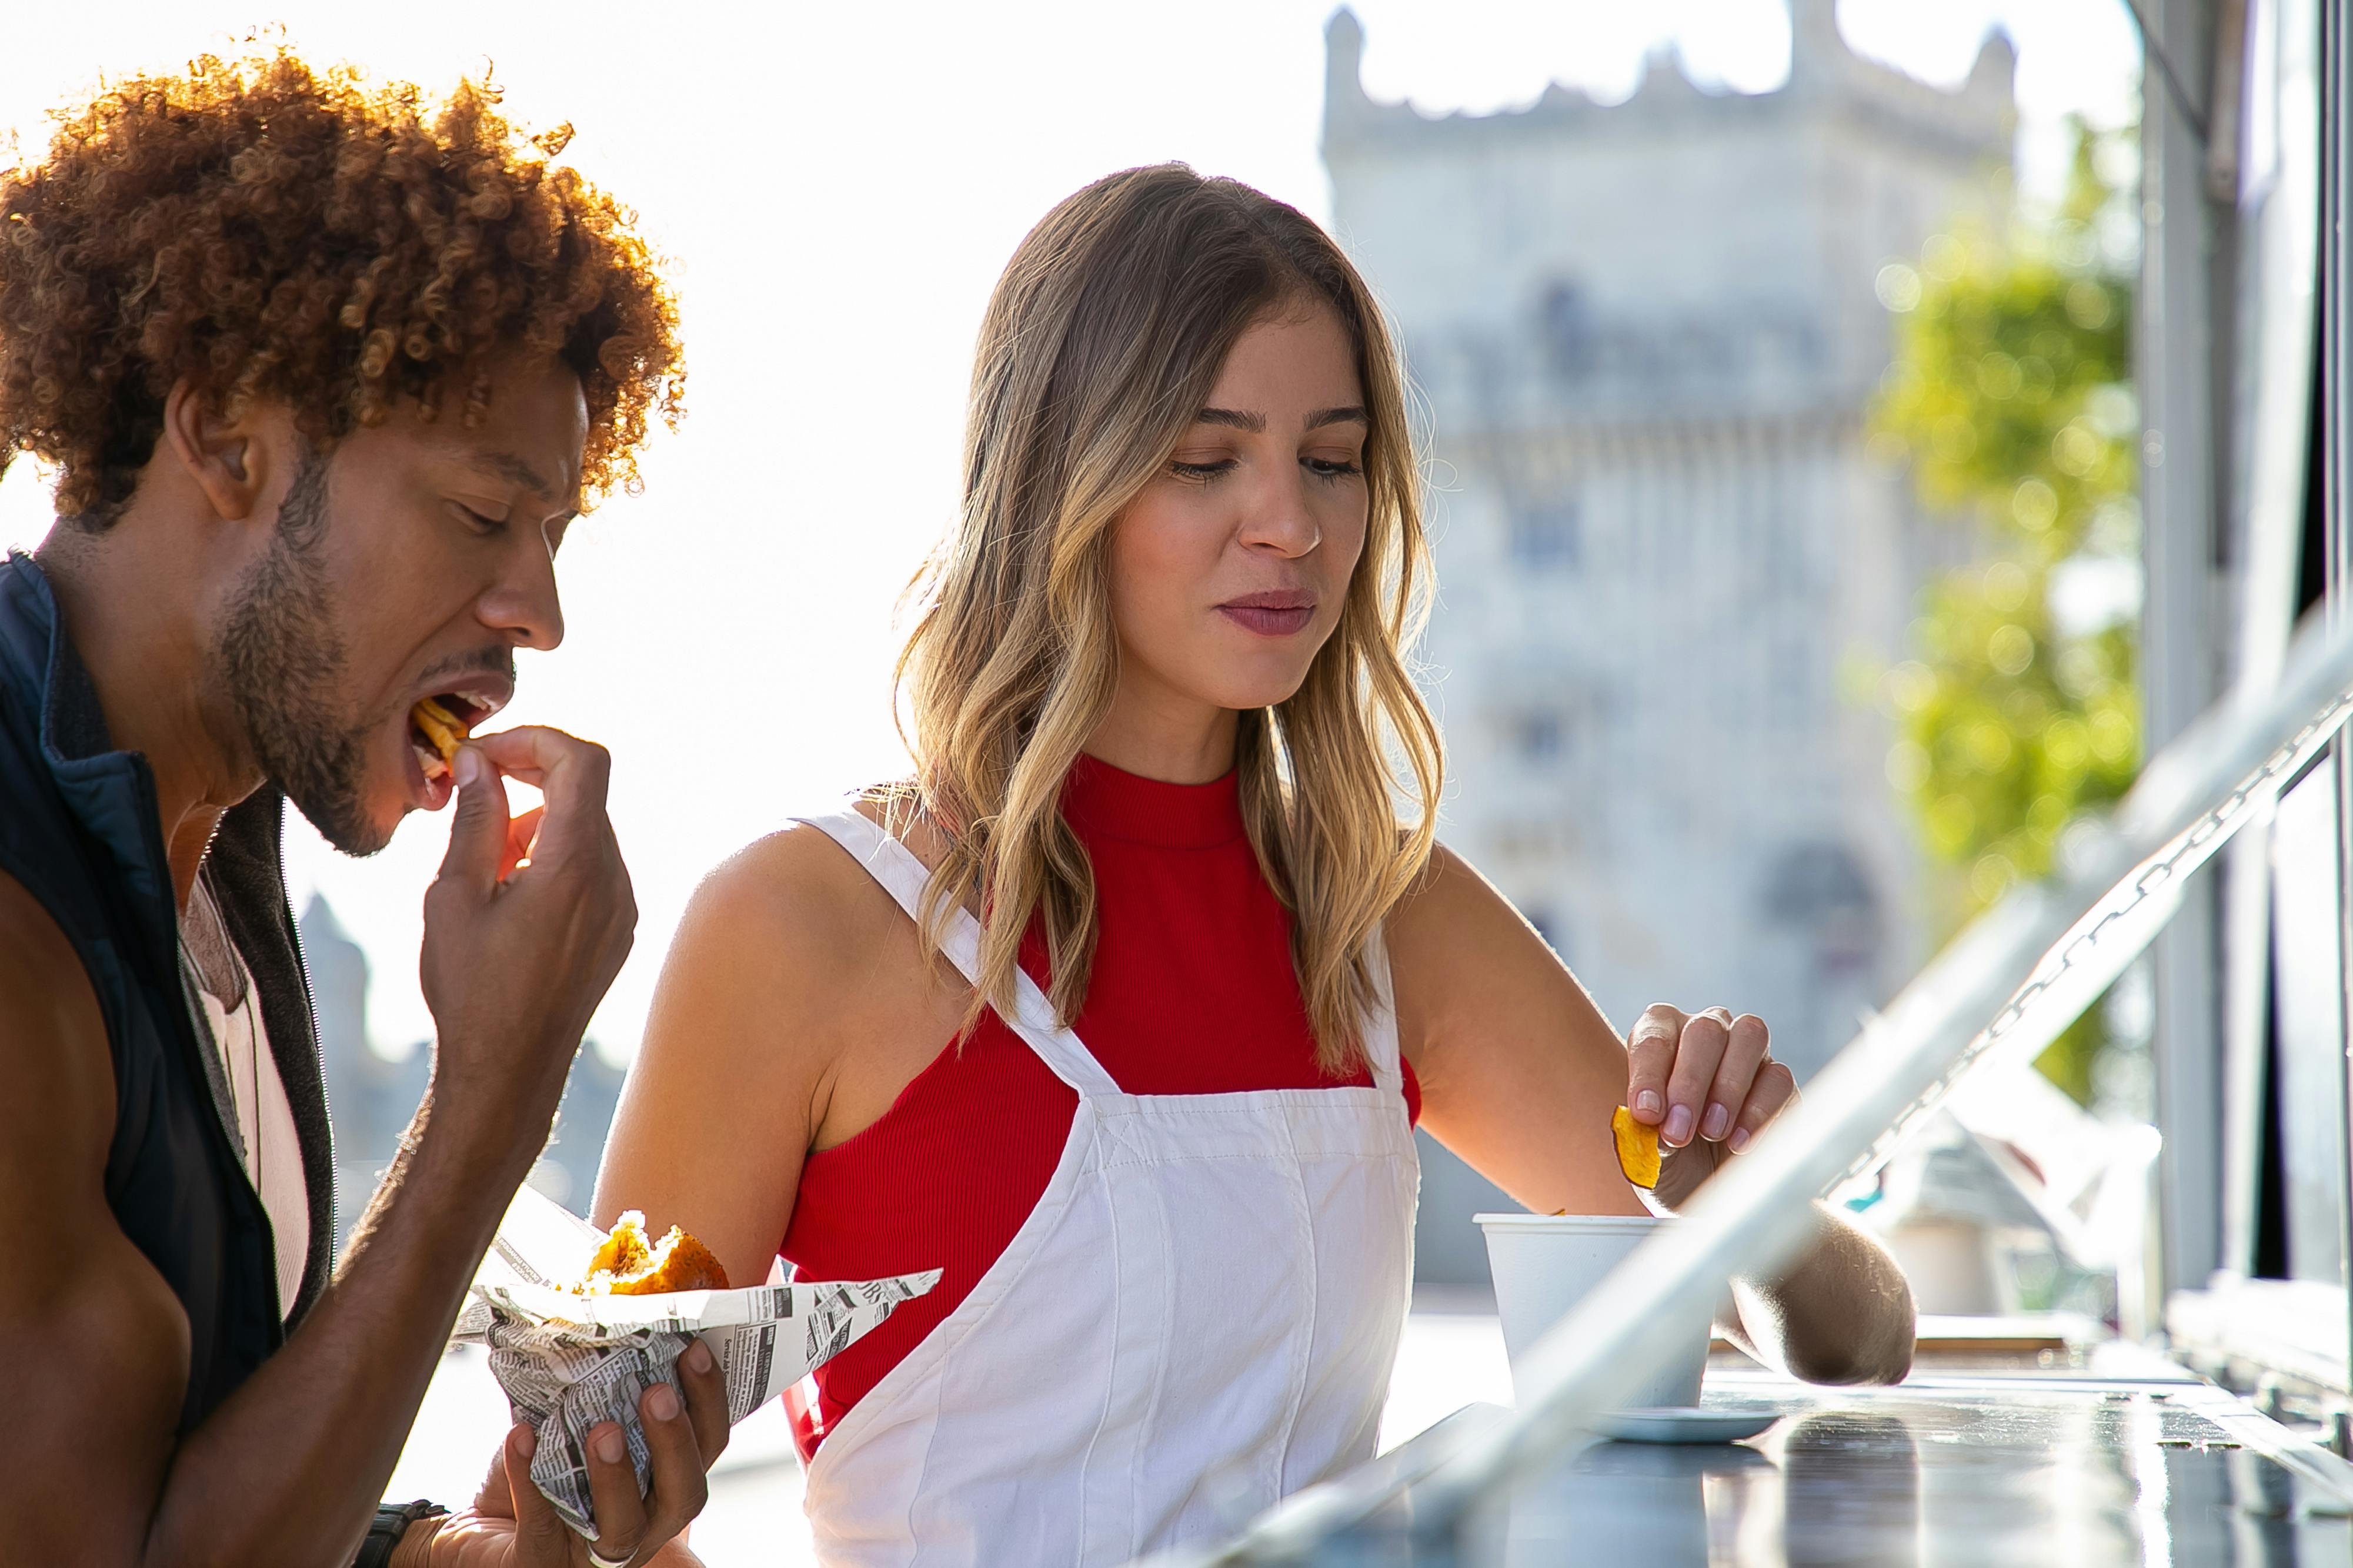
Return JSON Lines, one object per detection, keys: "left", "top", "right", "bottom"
{"left": 410, "top": 697, "right": 470, "bottom": 781}
{"left": 573, "top": 1211, "right": 731, "bottom": 1296}
{"left": 1611, "top": 1105, "right": 1661, "bottom": 1189}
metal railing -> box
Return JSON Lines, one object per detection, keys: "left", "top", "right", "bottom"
{"left": 1142, "top": 604, "right": 2353, "bottom": 1565}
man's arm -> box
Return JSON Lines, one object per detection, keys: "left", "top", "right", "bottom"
{"left": 2, "top": 731, "right": 720, "bottom": 1568}
{"left": 0, "top": 870, "right": 192, "bottom": 1564}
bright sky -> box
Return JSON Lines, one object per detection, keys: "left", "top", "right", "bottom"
{"left": 0, "top": 0, "right": 2142, "bottom": 1063}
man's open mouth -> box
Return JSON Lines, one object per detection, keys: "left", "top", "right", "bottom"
{"left": 408, "top": 693, "right": 492, "bottom": 781}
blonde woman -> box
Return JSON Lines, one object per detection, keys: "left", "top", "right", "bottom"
{"left": 598, "top": 165, "right": 1914, "bottom": 1564}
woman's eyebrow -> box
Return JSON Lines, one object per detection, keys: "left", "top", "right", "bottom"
{"left": 1191, "top": 406, "right": 1369, "bottom": 432}
{"left": 1304, "top": 405, "right": 1369, "bottom": 430}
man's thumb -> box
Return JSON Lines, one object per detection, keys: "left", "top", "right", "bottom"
{"left": 438, "top": 747, "right": 511, "bottom": 892}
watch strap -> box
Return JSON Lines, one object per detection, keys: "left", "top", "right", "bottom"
{"left": 353, "top": 1499, "right": 448, "bottom": 1568}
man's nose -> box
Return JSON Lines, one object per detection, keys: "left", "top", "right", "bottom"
{"left": 477, "top": 536, "right": 566, "bottom": 651}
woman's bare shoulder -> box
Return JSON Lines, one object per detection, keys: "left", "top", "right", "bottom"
{"left": 681, "top": 815, "right": 907, "bottom": 975}
{"left": 844, "top": 784, "right": 957, "bottom": 870}
{"left": 664, "top": 786, "right": 959, "bottom": 994}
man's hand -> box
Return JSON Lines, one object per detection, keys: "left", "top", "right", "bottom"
{"left": 420, "top": 727, "right": 637, "bottom": 1156}
{"left": 398, "top": 1342, "right": 731, "bottom": 1568}
{"left": 1623, "top": 1004, "right": 1796, "bottom": 1211}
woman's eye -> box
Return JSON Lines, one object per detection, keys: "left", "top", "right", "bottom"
{"left": 1306, "top": 456, "right": 1364, "bottom": 479}
{"left": 454, "top": 502, "right": 506, "bottom": 534}
{"left": 1171, "top": 458, "right": 1238, "bottom": 483}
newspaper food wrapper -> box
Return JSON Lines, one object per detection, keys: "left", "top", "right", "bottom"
{"left": 452, "top": 1182, "right": 940, "bottom": 1538}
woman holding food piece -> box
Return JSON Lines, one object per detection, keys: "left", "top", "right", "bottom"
{"left": 598, "top": 165, "right": 1915, "bottom": 1564}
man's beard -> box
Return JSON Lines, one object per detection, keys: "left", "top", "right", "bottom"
{"left": 214, "top": 447, "right": 391, "bottom": 856}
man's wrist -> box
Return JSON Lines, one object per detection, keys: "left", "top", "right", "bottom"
{"left": 410, "top": 1071, "right": 557, "bottom": 1189}
{"left": 362, "top": 1503, "right": 447, "bottom": 1568}
{"left": 387, "top": 1513, "right": 446, "bottom": 1568}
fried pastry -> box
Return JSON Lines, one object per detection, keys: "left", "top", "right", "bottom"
{"left": 573, "top": 1211, "right": 731, "bottom": 1296}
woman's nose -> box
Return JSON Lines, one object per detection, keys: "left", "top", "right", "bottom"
{"left": 1236, "top": 472, "right": 1324, "bottom": 557}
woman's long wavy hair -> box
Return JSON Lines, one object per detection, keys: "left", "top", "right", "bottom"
{"left": 893, "top": 163, "right": 1443, "bottom": 1074}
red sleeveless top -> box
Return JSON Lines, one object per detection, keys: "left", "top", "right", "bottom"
{"left": 779, "top": 757, "right": 1420, "bottom": 1456}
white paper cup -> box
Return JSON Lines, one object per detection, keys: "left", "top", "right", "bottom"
{"left": 1477, "top": 1212, "right": 1709, "bottom": 1412}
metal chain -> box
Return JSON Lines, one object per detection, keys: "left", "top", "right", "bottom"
{"left": 1837, "top": 688, "right": 2353, "bottom": 1192}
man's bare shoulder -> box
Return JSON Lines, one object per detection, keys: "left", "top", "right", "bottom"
{"left": 0, "top": 861, "right": 188, "bottom": 1359}
{"left": 0, "top": 866, "right": 115, "bottom": 1157}
{"left": 0, "top": 868, "right": 193, "bottom": 1555}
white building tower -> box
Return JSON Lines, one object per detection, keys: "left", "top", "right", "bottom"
{"left": 1320, "top": 4, "right": 2015, "bottom": 1274}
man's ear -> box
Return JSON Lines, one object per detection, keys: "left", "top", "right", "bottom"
{"left": 159, "top": 378, "right": 275, "bottom": 523}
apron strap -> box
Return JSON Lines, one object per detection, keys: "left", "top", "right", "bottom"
{"left": 790, "top": 807, "right": 1123, "bottom": 1101}
{"left": 1359, "top": 925, "right": 1405, "bottom": 1095}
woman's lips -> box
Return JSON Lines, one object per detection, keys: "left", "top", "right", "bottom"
{"left": 1217, "top": 593, "right": 1317, "bottom": 637}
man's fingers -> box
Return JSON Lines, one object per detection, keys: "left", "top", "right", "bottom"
{"left": 472, "top": 1435, "right": 518, "bottom": 1519}
{"left": 677, "top": 1338, "right": 731, "bottom": 1467}
{"left": 581, "top": 1418, "right": 652, "bottom": 1567}
{"left": 501, "top": 805, "right": 548, "bottom": 884}
{"left": 1728, "top": 1062, "right": 1798, "bottom": 1155}
{"left": 1624, "top": 1004, "right": 1686, "bottom": 1124}
{"left": 638, "top": 1375, "right": 712, "bottom": 1547}
{"left": 501, "top": 1423, "right": 578, "bottom": 1564}
{"left": 468, "top": 727, "right": 612, "bottom": 869}
{"left": 1663, "top": 1014, "right": 1730, "bottom": 1148}
{"left": 432, "top": 747, "right": 513, "bottom": 900}
{"left": 1702, "top": 1014, "right": 1771, "bottom": 1143}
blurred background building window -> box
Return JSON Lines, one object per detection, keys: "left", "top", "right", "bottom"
{"left": 1507, "top": 497, "right": 1583, "bottom": 570}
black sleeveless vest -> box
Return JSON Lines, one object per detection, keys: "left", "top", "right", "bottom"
{"left": 0, "top": 550, "right": 335, "bottom": 1432}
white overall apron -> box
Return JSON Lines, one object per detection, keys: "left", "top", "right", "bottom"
{"left": 791, "top": 808, "right": 1420, "bottom": 1567}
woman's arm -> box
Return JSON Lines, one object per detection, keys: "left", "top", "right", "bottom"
{"left": 1389, "top": 846, "right": 1914, "bottom": 1385}
{"left": 595, "top": 813, "right": 972, "bottom": 1290}
{"left": 595, "top": 828, "right": 859, "bottom": 1295}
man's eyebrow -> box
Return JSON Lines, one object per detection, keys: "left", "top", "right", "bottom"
{"left": 1305, "top": 406, "right": 1369, "bottom": 430}
{"left": 466, "top": 450, "right": 569, "bottom": 500}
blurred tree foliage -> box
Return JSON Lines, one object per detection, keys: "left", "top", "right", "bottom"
{"left": 1870, "top": 120, "right": 2142, "bottom": 1105}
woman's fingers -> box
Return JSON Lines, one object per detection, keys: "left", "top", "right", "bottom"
{"left": 1624, "top": 1004, "right": 1687, "bottom": 1125}
{"left": 1631, "top": 1003, "right": 1787, "bottom": 1155}
{"left": 1729, "top": 1062, "right": 1798, "bottom": 1154}
{"left": 1661, "top": 1011, "right": 1732, "bottom": 1148}
{"left": 1703, "top": 1014, "right": 1771, "bottom": 1144}
{"left": 581, "top": 1417, "right": 653, "bottom": 1567}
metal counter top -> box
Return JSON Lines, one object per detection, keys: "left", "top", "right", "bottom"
{"left": 1304, "top": 1354, "right": 2353, "bottom": 1566}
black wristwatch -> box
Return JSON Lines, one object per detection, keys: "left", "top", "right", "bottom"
{"left": 353, "top": 1499, "right": 449, "bottom": 1568}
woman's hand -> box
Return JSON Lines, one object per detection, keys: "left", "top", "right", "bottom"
{"left": 1623, "top": 1004, "right": 1797, "bottom": 1212}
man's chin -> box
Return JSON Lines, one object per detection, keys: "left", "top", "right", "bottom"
{"left": 285, "top": 783, "right": 400, "bottom": 858}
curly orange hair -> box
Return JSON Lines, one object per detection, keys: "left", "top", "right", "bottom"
{"left": 0, "top": 44, "right": 683, "bottom": 523}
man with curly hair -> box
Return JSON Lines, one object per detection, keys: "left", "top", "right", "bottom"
{"left": 0, "top": 48, "right": 722, "bottom": 1568}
